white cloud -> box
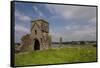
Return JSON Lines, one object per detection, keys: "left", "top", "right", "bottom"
{"left": 20, "top": 15, "right": 31, "bottom": 21}
{"left": 33, "top": 6, "right": 44, "bottom": 18}
{"left": 65, "top": 24, "right": 80, "bottom": 30}
{"left": 15, "top": 24, "right": 30, "bottom": 43}
{"left": 88, "top": 17, "right": 96, "bottom": 23}
{"left": 46, "top": 4, "right": 96, "bottom": 41}
{"left": 64, "top": 24, "right": 96, "bottom": 41}
{"left": 45, "top": 4, "right": 96, "bottom": 22}
{"left": 73, "top": 27, "right": 96, "bottom": 36}
{"left": 15, "top": 25, "right": 29, "bottom": 33}
{"left": 15, "top": 10, "right": 31, "bottom": 21}
{"left": 45, "top": 4, "right": 79, "bottom": 19}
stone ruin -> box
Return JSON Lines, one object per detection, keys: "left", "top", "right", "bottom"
{"left": 16, "top": 19, "right": 51, "bottom": 52}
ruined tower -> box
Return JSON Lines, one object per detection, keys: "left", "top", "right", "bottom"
{"left": 16, "top": 19, "right": 51, "bottom": 52}
{"left": 30, "top": 19, "right": 50, "bottom": 50}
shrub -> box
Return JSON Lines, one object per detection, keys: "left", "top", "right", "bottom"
{"left": 92, "top": 44, "right": 97, "bottom": 47}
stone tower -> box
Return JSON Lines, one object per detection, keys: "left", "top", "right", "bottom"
{"left": 16, "top": 19, "right": 51, "bottom": 52}
{"left": 30, "top": 19, "right": 50, "bottom": 51}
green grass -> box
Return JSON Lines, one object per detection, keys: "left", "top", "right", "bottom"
{"left": 15, "top": 46, "right": 97, "bottom": 66}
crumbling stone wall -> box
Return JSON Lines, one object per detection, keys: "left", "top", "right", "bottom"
{"left": 20, "top": 34, "right": 32, "bottom": 52}
{"left": 16, "top": 19, "right": 51, "bottom": 52}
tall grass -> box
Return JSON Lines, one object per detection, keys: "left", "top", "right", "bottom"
{"left": 15, "top": 46, "right": 97, "bottom": 66}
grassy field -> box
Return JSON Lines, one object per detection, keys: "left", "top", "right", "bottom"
{"left": 15, "top": 45, "right": 97, "bottom": 66}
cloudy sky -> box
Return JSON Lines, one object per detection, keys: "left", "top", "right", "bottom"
{"left": 14, "top": 2, "right": 97, "bottom": 43}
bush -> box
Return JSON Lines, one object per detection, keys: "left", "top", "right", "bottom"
{"left": 92, "top": 44, "right": 97, "bottom": 47}
{"left": 80, "top": 41, "right": 85, "bottom": 45}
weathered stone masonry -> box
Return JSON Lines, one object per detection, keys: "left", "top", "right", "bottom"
{"left": 16, "top": 19, "right": 51, "bottom": 52}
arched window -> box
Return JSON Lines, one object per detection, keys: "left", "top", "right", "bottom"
{"left": 35, "top": 30, "right": 37, "bottom": 35}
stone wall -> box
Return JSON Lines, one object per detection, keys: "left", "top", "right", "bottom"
{"left": 20, "top": 34, "right": 32, "bottom": 52}
{"left": 16, "top": 19, "right": 51, "bottom": 52}
{"left": 31, "top": 19, "right": 50, "bottom": 50}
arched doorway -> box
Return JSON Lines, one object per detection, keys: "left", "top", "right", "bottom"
{"left": 34, "top": 39, "right": 40, "bottom": 50}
